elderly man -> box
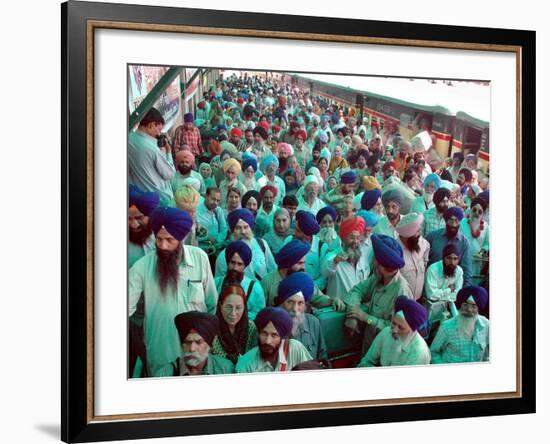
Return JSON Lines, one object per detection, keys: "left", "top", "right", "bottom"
{"left": 167, "top": 311, "right": 234, "bottom": 376}
{"left": 322, "top": 170, "right": 357, "bottom": 213}
{"left": 128, "top": 107, "right": 175, "bottom": 206}
{"left": 422, "top": 187, "right": 452, "bottom": 237}
{"left": 173, "top": 112, "right": 203, "bottom": 156}
{"left": 275, "top": 273, "right": 328, "bottom": 360}
{"left": 297, "top": 175, "right": 326, "bottom": 215}
{"left": 395, "top": 213, "right": 430, "bottom": 301}
{"left": 215, "top": 240, "right": 266, "bottom": 320}
{"left": 219, "top": 158, "right": 247, "bottom": 210}
{"left": 460, "top": 196, "right": 490, "bottom": 282}
{"left": 171, "top": 150, "right": 205, "bottom": 196}
{"left": 258, "top": 154, "right": 285, "bottom": 205}
{"left": 357, "top": 296, "right": 430, "bottom": 367}
{"left": 411, "top": 173, "right": 441, "bottom": 215}
{"left": 251, "top": 125, "right": 272, "bottom": 161}
{"left": 236, "top": 307, "right": 312, "bottom": 372}
{"left": 430, "top": 285, "right": 489, "bottom": 363}
{"left": 324, "top": 216, "right": 371, "bottom": 299}
{"left": 425, "top": 243, "right": 464, "bottom": 326}
{"left": 344, "top": 234, "right": 413, "bottom": 352}
{"left": 215, "top": 208, "right": 277, "bottom": 282}
{"left": 128, "top": 184, "right": 159, "bottom": 268}
{"left": 196, "top": 187, "right": 228, "bottom": 250}
{"left": 129, "top": 207, "right": 218, "bottom": 377}
{"left": 373, "top": 189, "right": 403, "bottom": 239}
{"left": 426, "top": 207, "right": 473, "bottom": 287}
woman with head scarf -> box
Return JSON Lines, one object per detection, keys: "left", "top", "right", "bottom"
{"left": 263, "top": 208, "right": 292, "bottom": 255}
{"left": 198, "top": 162, "right": 216, "bottom": 192}
{"left": 282, "top": 168, "right": 299, "bottom": 197}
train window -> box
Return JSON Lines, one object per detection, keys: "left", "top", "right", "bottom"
{"left": 462, "top": 125, "right": 483, "bottom": 156}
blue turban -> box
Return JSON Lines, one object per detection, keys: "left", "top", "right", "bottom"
{"left": 356, "top": 210, "right": 380, "bottom": 228}
{"left": 254, "top": 307, "right": 293, "bottom": 338}
{"left": 361, "top": 189, "right": 382, "bottom": 211}
{"left": 227, "top": 208, "right": 255, "bottom": 231}
{"left": 150, "top": 206, "right": 194, "bottom": 241}
{"left": 478, "top": 190, "right": 490, "bottom": 204}
{"left": 295, "top": 210, "right": 320, "bottom": 236}
{"left": 275, "top": 272, "right": 314, "bottom": 305}
{"left": 381, "top": 189, "right": 404, "bottom": 207}
{"left": 129, "top": 184, "right": 160, "bottom": 216}
{"left": 225, "top": 240, "right": 252, "bottom": 267}
{"left": 371, "top": 234, "right": 405, "bottom": 269}
{"left": 455, "top": 285, "right": 489, "bottom": 310}
{"left": 443, "top": 243, "right": 460, "bottom": 258}
{"left": 340, "top": 171, "right": 357, "bottom": 184}
{"left": 260, "top": 154, "right": 279, "bottom": 172}
{"left": 184, "top": 112, "right": 194, "bottom": 123}
{"left": 174, "top": 311, "right": 219, "bottom": 346}
{"left": 275, "top": 240, "right": 310, "bottom": 269}
{"left": 424, "top": 173, "right": 442, "bottom": 190}
{"left": 444, "top": 206, "right": 465, "bottom": 222}
{"left": 316, "top": 206, "right": 337, "bottom": 224}
{"left": 394, "top": 296, "right": 428, "bottom": 332}
{"left": 242, "top": 157, "right": 258, "bottom": 172}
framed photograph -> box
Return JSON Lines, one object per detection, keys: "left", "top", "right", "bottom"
{"left": 62, "top": 0, "right": 535, "bottom": 442}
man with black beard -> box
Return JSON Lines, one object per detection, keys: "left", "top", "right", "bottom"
{"left": 169, "top": 311, "right": 234, "bottom": 376}
{"left": 373, "top": 189, "right": 403, "bottom": 239}
{"left": 395, "top": 213, "right": 430, "bottom": 301}
{"left": 425, "top": 243, "right": 464, "bottom": 329}
{"left": 275, "top": 272, "right": 328, "bottom": 360}
{"left": 426, "top": 207, "right": 473, "bottom": 286}
{"left": 129, "top": 206, "right": 218, "bottom": 377}
{"left": 171, "top": 149, "right": 205, "bottom": 195}
{"left": 422, "top": 187, "right": 451, "bottom": 237}
{"left": 214, "top": 241, "right": 265, "bottom": 320}
{"left": 430, "top": 285, "right": 489, "bottom": 363}
{"left": 236, "top": 307, "right": 312, "bottom": 373}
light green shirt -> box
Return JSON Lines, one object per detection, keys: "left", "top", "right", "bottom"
{"left": 236, "top": 339, "right": 312, "bottom": 373}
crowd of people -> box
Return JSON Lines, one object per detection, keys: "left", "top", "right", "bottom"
{"left": 127, "top": 73, "right": 491, "bottom": 378}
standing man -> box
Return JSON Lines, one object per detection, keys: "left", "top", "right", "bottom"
{"left": 171, "top": 150, "right": 205, "bottom": 196}
{"left": 173, "top": 112, "right": 203, "bottom": 157}
{"left": 196, "top": 187, "right": 228, "bottom": 250}
{"left": 422, "top": 187, "right": 452, "bottom": 237}
{"left": 128, "top": 184, "right": 159, "bottom": 268}
{"left": 128, "top": 107, "right": 175, "bottom": 206}
{"left": 373, "top": 189, "right": 403, "bottom": 239}
{"left": 129, "top": 207, "right": 218, "bottom": 377}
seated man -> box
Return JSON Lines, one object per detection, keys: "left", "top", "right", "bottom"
{"left": 358, "top": 296, "right": 430, "bottom": 367}
{"left": 276, "top": 272, "right": 328, "bottom": 360}
{"left": 236, "top": 307, "right": 312, "bottom": 372}
{"left": 170, "top": 311, "right": 235, "bottom": 376}
{"left": 430, "top": 286, "right": 490, "bottom": 364}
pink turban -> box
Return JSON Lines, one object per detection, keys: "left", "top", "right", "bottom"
{"left": 339, "top": 216, "right": 366, "bottom": 240}
{"left": 395, "top": 212, "right": 424, "bottom": 238}
{"left": 277, "top": 143, "right": 294, "bottom": 157}
{"left": 175, "top": 149, "right": 195, "bottom": 165}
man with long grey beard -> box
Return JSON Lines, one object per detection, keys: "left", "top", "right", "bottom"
{"left": 430, "top": 286, "right": 489, "bottom": 363}
{"left": 129, "top": 206, "right": 218, "bottom": 377}
{"left": 275, "top": 272, "right": 328, "bottom": 360}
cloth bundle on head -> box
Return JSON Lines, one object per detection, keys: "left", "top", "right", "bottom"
{"left": 295, "top": 210, "right": 320, "bottom": 236}
{"left": 339, "top": 216, "right": 366, "bottom": 240}
{"left": 275, "top": 240, "right": 310, "bottom": 269}
{"left": 129, "top": 184, "right": 160, "bottom": 216}
{"left": 371, "top": 234, "right": 405, "bottom": 269}
{"left": 340, "top": 171, "right": 357, "bottom": 185}
{"left": 261, "top": 154, "right": 279, "bottom": 172}
{"left": 433, "top": 188, "right": 451, "bottom": 206}
{"left": 396, "top": 212, "right": 424, "bottom": 238}
{"left": 275, "top": 272, "right": 314, "bottom": 305}
{"left": 174, "top": 311, "right": 219, "bottom": 346}
{"left": 230, "top": 127, "right": 243, "bottom": 139}
{"left": 444, "top": 206, "right": 464, "bottom": 222}
{"left": 227, "top": 208, "right": 255, "bottom": 231}
{"left": 424, "top": 173, "right": 442, "bottom": 190}
{"left": 356, "top": 210, "right": 379, "bottom": 228}
{"left": 381, "top": 189, "right": 404, "bottom": 208}
{"left": 382, "top": 161, "right": 396, "bottom": 173}
{"left": 363, "top": 176, "right": 382, "bottom": 191}
{"left": 443, "top": 243, "right": 460, "bottom": 258}
{"left": 175, "top": 185, "right": 200, "bottom": 213}
{"left": 242, "top": 156, "right": 258, "bottom": 172}
{"left": 150, "top": 206, "right": 194, "bottom": 241}
{"left": 254, "top": 307, "right": 293, "bottom": 338}
{"left": 318, "top": 131, "right": 329, "bottom": 143}
{"left": 175, "top": 149, "right": 195, "bottom": 165}
{"left": 394, "top": 296, "right": 428, "bottom": 332}
{"left": 278, "top": 143, "right": 294, "bottom": 157}
{"left": 241, "top": 190, "right": 260, "bottom": 209}
{"left": 225, "top": 240, "right": 252, "bottom": 267}
{"left": 184, "top": 113, "right": 194, "bottom": 123}
{"left": 223, "top": 158, "right": 242, "bottom": 175}
{"left": 455, "top": 285, "right": 489, "bottom": 310}
{"left": 361, "top": 189, "right": 382, "bottom": 211}
{"left": 260, "top": 184, "right": 278, "bottom": 199}
{"left": 316, "top": 206, "right": 337, "bottom": 225}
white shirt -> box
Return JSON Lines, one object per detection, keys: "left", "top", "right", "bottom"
{"left": 425, "top": 260, "right": 464, "bottom": 323}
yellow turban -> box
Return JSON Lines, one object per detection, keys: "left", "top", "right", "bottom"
{"left": 175, "top": 185, "right": 200, "bottom": 214}
{"left": 223, "top": 158, "right": 242, "bottom": 175}
{"left": 363, "top": 175, "right": 382, "bottom": 191}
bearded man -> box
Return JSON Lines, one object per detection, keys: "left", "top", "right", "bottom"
{"left": 128, "top": 184, "right": 159, "bottom": 268}
{"left": 129, "top": 207, "right": 218, "bottom": 377}
{"left": 316, "top": 206, "right": 341, "bottom": 252}
{"left": 357, "top": 296, "right": 430, "bottom": 367}
{"left": 460, "top": 196, "right": 490, "bottom": 281}
{"left": 276, "top": 272, "right": 328, "bottom": 360}
{"left": 236, "top": 307, "right": 312, "bottom": 372}
{"left": 422, "top": 187, "right": 452, "bottom": 237}
{"left": 395, "top": 213, "right": 430, "bottom": 301}
{"left": 297, "top": 175, "right": 326, "bottom": 215}
{"left": 373, "top": 189, "right": 403, "bottom": 239}
{"left": 169, "top": 311, "right": 234, "bottom": 376}
{"left": 171, "top": 149, "right": 205, "bottom": 196}
{"left": 411, "top": 173, "right": 441, "bottom": 215}
{"left": 430, "top": 286, "right": 490, "bottom": 363}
